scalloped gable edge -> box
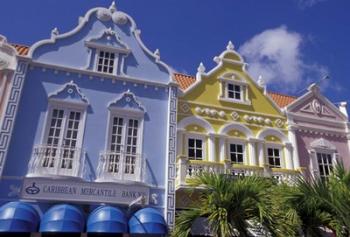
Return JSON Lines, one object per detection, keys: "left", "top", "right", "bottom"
{"left": 27, "top": 3, "right": 176, "bottom": 84}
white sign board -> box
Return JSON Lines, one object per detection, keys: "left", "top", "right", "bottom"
{"left": 21, "top": 177, "right": 150, "bottom": 205}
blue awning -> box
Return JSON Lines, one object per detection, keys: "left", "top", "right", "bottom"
{"left": 0, "top": 201, "right": 39, "bottom": 232}
{"left": 40, "top": 204, "right": 84, "bottom": 232}
{"left": 87, "top": 206, "right": 127, "bottom": 233}
{"left": 129, "top": 208, "right": 167, "bottom": 234}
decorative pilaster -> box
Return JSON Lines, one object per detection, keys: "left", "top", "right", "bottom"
{"left": 219, "top": 137, "right": 226, "bottom": 162}
{"left": 288, "top": 125, "right": 300, "bottom": 170}
{"left": 0, "top": 61, "right": 28, "bottom": 177}
{"left": 284, "top": 142, "right": 294, "bottom": 170}
{"left": 165, "top": 86, "right": 177, "bottom": 230}
{"left": 177, "top": 129, "right": 185, "bottom": 156}
{"left": 208, "top": 133, "right": 216, "bottom": 162}
{"left": 177, "top": 155, "right": 188, "bottom": 186}
{"left": 257, "top": 141, "right": 265, "bottom": 167}
{"left": 248, "top": 138, "right": 258, "bottom": 166}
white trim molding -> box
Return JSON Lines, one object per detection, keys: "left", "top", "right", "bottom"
{"left": 177, "top": 116, "right": 215, "bottom": 134}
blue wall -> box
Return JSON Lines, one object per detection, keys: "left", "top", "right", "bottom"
{"left": 0, "top": 6, "right": 175, "bottom": 216}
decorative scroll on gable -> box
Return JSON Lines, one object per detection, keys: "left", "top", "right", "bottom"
{"left": 310, "top": 138, "right": 337, "bottom": 151}
{"left": 48, "top": 81, "right": 89, "bottom": 105}
{"left": 108, "top": 90, "right": 145, "bottom": 114}
{"left": 85, "top": 28, "right": 130, "bottom": 54}
{"left": 300, "top": 99, "right": 336, "bottom": 118}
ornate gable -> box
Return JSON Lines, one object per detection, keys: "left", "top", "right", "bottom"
{"left": 48, "top": 81, "right": 89, "bottom": 105}
{"left": 108, "top": 90, "right": 145, "bottom": 113}
{"left": 287, "top": 84, "right": 347, "bottom": 121}
{"left": 310, "top": 138, "right": 336, "bottom": 151}
{"left": 85, "top": 28, "right": 130, "bottom": 54}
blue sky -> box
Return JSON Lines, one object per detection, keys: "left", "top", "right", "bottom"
{"left": 1, "top": 0, "right": 350, "bottom": 103}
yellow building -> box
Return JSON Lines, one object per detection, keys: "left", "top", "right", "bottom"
{"left": 174, "top": 42, "right": 300, "bottom": 205}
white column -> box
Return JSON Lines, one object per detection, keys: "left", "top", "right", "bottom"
{"left": 288, "top": 125, "right": 300, "bottom": 170}
{"left": 208, "top": 133, "right": 216, "bottom": 162}
{"left": 257, "top": 141, "right": 265, "bottom": 167}
{"left": 177, "top": 129, "right": 185, "bottom": 156}
{"left": 219, "top": 136, "right": 226, "bottom": 162}
{"left": 248, "top": 138, "right": 257, "bottom": 166}
{"left": 178, "top": 155, "right": 188, "bottom": 185}
{"left": 284, "top": 142, "right": 294, "bottom": 170}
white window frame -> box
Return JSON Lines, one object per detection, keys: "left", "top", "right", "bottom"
{"left": 94, "top": 49, "right": 118, "bottom": 75}
{"left": 41, "top": 100, "right": 87, "bottom": 150}
{"left": 265, "top": 143, "right": 283, "bottom": 168}
{"left": 186, "top": 133, "right": 206, "bottom": 161}
{"left": 105, "top": 108, "right": 144, "bottom": 154}
{"left": 218, "top": 76, "right": 251, "bottom": 105}
{"left": 226, "top": 83, "right": 243, "bottom": 101}
{"left": 226, "top": 139, "right": 246, "bottom": 165}
{"left": 311, "top": 148, "right": 338, "bottom": 181}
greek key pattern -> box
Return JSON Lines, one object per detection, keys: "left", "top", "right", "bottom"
{"left": 0, "top": 61, "right": 28, "bottom": 176}
{"left": 166, "top": 85, "right": 177, "bottom": 230}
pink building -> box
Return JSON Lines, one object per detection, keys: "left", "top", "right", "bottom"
{"left": 285, "top": 84, "right": 350, "bottom": 180}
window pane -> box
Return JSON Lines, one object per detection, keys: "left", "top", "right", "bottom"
{"left": 196, "top": 139, "right": 202, "bottom": 147}
{"left": 188, "top": 139, "right": 194, "bottom": 147}
{"left": 268, "top": 148, "right": 273, "bottom": 156}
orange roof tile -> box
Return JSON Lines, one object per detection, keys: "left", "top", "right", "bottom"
{"left": 173, "top": 73, "right": 196, "bottom": 90}
{"left": 11, "top": 44, "right": 29, "bottom": 56}
{"left": 267, "top": 91, "right": 297, "bottom": 108}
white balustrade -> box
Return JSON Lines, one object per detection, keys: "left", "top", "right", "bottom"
{"left": 28, "top": 145, "right": 84, "bottom": 178}
{"left": 186, "top": 161, "right": 225, "bottom": 179}
{"left": 176, "top": 157, "right": 300, "bottom": 186}
{"left": 96, "top": 151, "right": 144, "bottom": 183}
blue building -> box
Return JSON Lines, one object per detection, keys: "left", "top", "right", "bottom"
{"left": 0, "top": 2, "right": 177, "bottom": 236}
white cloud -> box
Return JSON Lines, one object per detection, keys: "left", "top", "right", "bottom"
{"left": 296, "top": 0, "right": 327, "bottom": 9}
{"left": 239, "top": 26, "right": 328, "bottom": 93}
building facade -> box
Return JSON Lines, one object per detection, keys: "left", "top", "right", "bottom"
{"left": 0, "top": 2, "right": 176, "bottom": 236}
{"left": 174, "top": 42, "right": 300, "bottom": 208}
{"left": 285, "top": 84, "right": 350, "bottom": 181}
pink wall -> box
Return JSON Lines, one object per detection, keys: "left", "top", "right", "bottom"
{"left": 296, "top": 130, "right": 350, "bottom": 170}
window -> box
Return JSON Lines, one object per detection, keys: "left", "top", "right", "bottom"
{"left": 188, "top": 138, "right": 203, "bottom": 160}
{"left": 229, "top": 143, "right": 244, "bottom": 164}
{"left": 96, "top": 51, "right": 115, "bottom": 74}
{"left": 218, "top": 74, "right": 251, "bottom": 105}
{"left": 107, "top": 116, "right": 140, "bottom": 175}
{"left": 317, "top": 152, "right": 333, "bottom": 181}
{"left": 267, "top": 148, "right": 281, "bottom": 168}
{"left": 42, "top": 108, "right": 83, "bottom": 170}
{"left": 227, "top": 83, "right": 242, "bottom": 101}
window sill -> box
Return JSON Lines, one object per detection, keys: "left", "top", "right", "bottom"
{"left": 219, "top": 97, "right": 251, "bottom": 105}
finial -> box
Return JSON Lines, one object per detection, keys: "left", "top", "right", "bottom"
{"left": 154, "top": 49, "right": 160, "bottom": 59}
{"left": 51, "top": 27, "right": 59, "bottom": 38}
{"left": 226, "top": 41, "right": 235, "bottom": 50}
{"left": 197, "top": 62, "right": 206, "bottom": 73}
{"left": 257, "top": 75, "right": 265, "bottom": 86}
{"left": 109, "top": 1, "right": 117, "bottom": 13}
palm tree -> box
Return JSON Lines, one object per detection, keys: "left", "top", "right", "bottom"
{"left": 277, "top": 177, "right": 343, "bottom": 237}
{"left": 326, "top": 162, "right": 350, "bottom": 234}
{"left": 173, "top": 173, "right": 296, "bottom": 237}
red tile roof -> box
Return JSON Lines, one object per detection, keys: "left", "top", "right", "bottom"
{"left": 173, "top": 73, "right": 196, "bottom": 90}
{"left": 267, "top": 91, "right": 296, "bottom": 108}
{"left": 11, "top": 44, "right": 29, "bottom": 56}
{"left": 174, "top": 73, "right": 297, "bottom": 107}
